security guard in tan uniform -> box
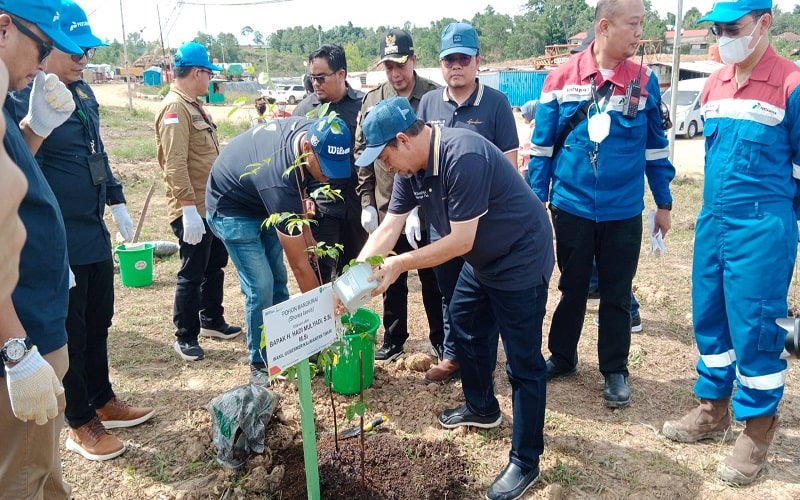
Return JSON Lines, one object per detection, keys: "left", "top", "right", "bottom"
{"left": 354, "top": 29, "right": 444, "bottom": 364}
{"left": 155, "top": 41, "right": 241, "bottom": 362}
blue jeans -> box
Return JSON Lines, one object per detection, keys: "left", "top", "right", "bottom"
{"left": 208, "top": 214, "right": 290, "bottom": 363}
{"left": 589, "top": 261, "right": 639, "bottom": 317}
{"left": 450, "top": 265, "right": 548, "bottom": 470}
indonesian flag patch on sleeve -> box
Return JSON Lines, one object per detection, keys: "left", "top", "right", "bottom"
{"left": 163, "top": 112, "right": 179, "bottom": 125}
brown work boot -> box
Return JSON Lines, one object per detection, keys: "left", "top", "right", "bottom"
{"left": 425, "top": 359, "right": 460, "bottom": 385}
{"left": 662, "top": 398, "right": 733, "bottom": 443}
{"left": 717, "top": 415, "right": 779, "bottom": 485}
{"left": 65, "top": 417, "right": 126, "bottom": 461}
{"left": 96, "top": 396, "right": 155, "bottom": 429}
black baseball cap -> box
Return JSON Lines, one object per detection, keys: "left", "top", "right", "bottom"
{"left": 380, "top": 29, "right": 414, "bottom": 64}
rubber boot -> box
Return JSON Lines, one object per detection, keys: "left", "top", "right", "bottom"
{"left": 662, "top": 398, "right": 732, "bottom": 443}
{"left": 717, "top": 415, "right": 779, "bottom": 485}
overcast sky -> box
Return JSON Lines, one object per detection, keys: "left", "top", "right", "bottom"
{"left": 79, "top": 0, "right": 800, "bottom": 48}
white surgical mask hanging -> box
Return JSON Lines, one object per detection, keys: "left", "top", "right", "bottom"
{"left": 718, "top": 16, "right": 763, "bottom": 65}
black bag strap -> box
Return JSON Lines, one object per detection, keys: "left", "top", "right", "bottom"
{"left": 552, "top": 80, "right": 613, "bottom": 158}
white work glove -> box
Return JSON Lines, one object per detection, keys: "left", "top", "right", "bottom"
{"left": 360, "top": 206, "right": 379, "bottom": 233}
{"left": 181, "top": 205, "right": 206, "bottom": 245}
{"left": 24, "top": 72, "right": 76, "bottom": 138}
{"left": 110, "top": 203, "right": 134, "bottom": 241}
{"left": 647, "top": 209, "right": 666, "bottom": 256}
{"left": 5, "top": 346, "right": 64, "bottom": 425}
{"left": 68, "top": 267, "right": 76, "bottom": 289}
{"left": 405, "top": 207, "right": 422, "bottom": 249}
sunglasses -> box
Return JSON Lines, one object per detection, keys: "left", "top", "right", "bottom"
{"left": 308, "top": 72, "right": 335, "bottom": 84}
{"left": 441, "top": 54, "right": 473, "bottom": 68}
{"left": 70, "top": 47, "right": 96, "bottom": 63}
{"left": 11, "top": 17, "right": 53, "bottom": 63}
{"left": 710, "top": 16, "right": 759, "bottom": 37}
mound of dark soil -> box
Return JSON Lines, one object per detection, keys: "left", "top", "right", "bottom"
{"left": 278, "top": 432, "right": 471, "bottom": 498}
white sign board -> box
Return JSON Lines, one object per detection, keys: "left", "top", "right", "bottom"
{"left": 263, "top": 284, "right": 336, "bottom": 376}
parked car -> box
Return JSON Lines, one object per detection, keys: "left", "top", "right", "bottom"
{"left": 661, "top": 78, "right": 706, "bottom": 139}
{"left": 273, "top": 84, "right": 307, "bottom": 104}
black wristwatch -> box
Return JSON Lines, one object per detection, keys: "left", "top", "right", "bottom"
{"left": 657, "top": 202, "right": 672, "bottom": 211}
{"left": 1, "top": 338, "right": 32, "bottom": 363}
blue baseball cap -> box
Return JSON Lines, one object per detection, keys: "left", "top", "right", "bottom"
{"left": 0, "top": 0, "right": 82, "bottom": 55}
{"left": 308, "top": 115, "right": 352, "bottom": 179}
{"left": 439, "top": 22, "right": 479, "bottom": 59}
{"left": 60, "top": 0, "right": 106, "bottom": 48}
{"left": 355, "top": 97, "right": 417, "bottom": 167}
{"left": 698, "top": 0, "right": 772, "bottom": 24}
{"left": 174, "top": 41, "right": 222, "bottom": 71}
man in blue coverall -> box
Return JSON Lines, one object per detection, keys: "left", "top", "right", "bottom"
{"left": 662, "top": 0, "right": 800, "bottom": 485}
{"left": 528, "top": 0, "right": 674, "bottom": 408}
{"left": 355, "top": 97, "right": 554, "bottom": 500}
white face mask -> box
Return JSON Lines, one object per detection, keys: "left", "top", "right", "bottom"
{"left": 718, "top": 16, "right": 763, "bottom": 65}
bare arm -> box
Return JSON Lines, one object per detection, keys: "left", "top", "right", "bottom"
{"left": 277, "top": 226, "right": 321, "bottom": 293}
{"left": 20, "top": 123, "right": 45, "bottom": 155}
{"left": 504, "top": 150, "right": 518, "bottom": 170}
{"left": 0, "top": 297, "right": 27, "bottom": 345}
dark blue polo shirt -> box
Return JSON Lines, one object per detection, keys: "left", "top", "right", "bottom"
{"left": 12, "top": 81, "right": 126, "bottom": 266}
{"left": 417, "top": 80, "right": 519, "bottom": 154}
{"left": 206, "top": 117, "right": 312, "bottom": 232}
{"left": 292, "top": 83, "right": 364, "bottom": 218}
{"left": 388, "top": 126, "right": 554, "bottom": 291}
{"left": 4, "top": 100, "right": 69, "bottom": 357}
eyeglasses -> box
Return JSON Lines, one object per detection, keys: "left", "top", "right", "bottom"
{"left": 198, "top": 69, "right": 213, "bottom": 78}
{"left": 71, "top": 48, "right": 96, "bottom": 63}
{"left": 440, "top": 54, "right": 473, "bottom": 68}
{"left": 11, "top": 17, "right": 53, "bottom": 63}
{"left": 308, "top": 72, "right": 335, "bottom": 84}
{"left": 710, "top": 17, "right": 758, "bottom": 37}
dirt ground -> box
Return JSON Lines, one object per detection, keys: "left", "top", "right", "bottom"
{"left": 57, "top": 82, "right": 800, "bottom": 499}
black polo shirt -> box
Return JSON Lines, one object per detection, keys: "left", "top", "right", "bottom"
{"left": 206, "top": 117, "right": 312, "bottom": 233}
{"left": 293, "top": 83, "right": 364, "bottom": 218}
{"left": 417, "top": 80, "right": 519, "bottom": 154}
{"left": 388, "top": 126, "right": 554, "bottom": 291}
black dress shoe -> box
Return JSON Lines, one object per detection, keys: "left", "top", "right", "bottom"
{"left": 486, "top": 462, "right": 540, "bottom": 500}
{"left": 545, "top": 357, "right": 577, "bottom": 381}
{"left": 604, "top": 372, "right": 630, "bottom": 408}
{"left": 438, "top": 404, "right": 502, "bottom": 429}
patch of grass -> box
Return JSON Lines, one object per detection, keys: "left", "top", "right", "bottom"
{"left": 99, "top": 106, "right": 155, "bottom": 127}
{"left": 541, "top": 457, "right": 581, "bottom": 487}
{"left": 147, "top": 450, "right": 175, "bottom": 483}
{"left": 108, "top": 138, "right": 157, "bottom": 161}
{"left": 216, "top": 119, "right": 251, "bottom": 142}
{"left": 477, "top": 426, "right": 501, "bottom": 445}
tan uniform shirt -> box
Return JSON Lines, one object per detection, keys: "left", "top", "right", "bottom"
{"left": 354, "top": 74, "right": 440, "bottom": 219}
{"left": 155, "top": 86, "right": 220, "bottom": 222}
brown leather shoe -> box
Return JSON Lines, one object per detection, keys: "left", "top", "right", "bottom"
{"left": 66, "top": 417, "right": 125, "bottom": 461}
{"left": 425, "top": 359, "right": 460, "bottom": 385}
{"left": 96, "top": 396, "right": 155, "bottom": 429}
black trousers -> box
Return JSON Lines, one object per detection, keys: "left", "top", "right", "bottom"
{"left": 170, "top": 217, "right": 229, "bottom": 341}
{"left": 547, "top": 206, "right": 641, "bottom": 375}
{"left": 382, "top": 232, "right": 445, "bottom": 348}
{"left": 63, "top": 259, "right": 115, "bottom": 428}
{"left": 311, "top": 207, "right": 368, "bottom": 284}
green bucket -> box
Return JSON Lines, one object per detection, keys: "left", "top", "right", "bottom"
{"left": 325, "top": 308, "right": 380, "bottom": 395}
{"left": 114, "top": 243, "right": 154, "bottom": 287}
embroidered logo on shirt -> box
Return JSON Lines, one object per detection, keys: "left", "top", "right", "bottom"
{"left": 76, "top": 87, "right": 89, "bottom": 100}
{"left": 467, "top": 119, "right": 483, "bottom": 125}
{"left": 163, "top": 112, "right": 179, "bottom": 125}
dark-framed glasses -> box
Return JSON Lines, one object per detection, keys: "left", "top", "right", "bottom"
{"left": 198, "top": 69, "right": 213, "bottom": 78}
{"left": 308, "top": 72, "right": 335, "bottom": 83}
{"left": 10, "top": 17, "right": 53, "bottom": 63}
{"left": 71, "top": 47, "right": 96, "bottom": 63}
{"left": 441, "top": 54, "right": 473, "bottom": 68}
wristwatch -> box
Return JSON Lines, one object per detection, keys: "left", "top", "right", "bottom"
{"left": 657, "top": 202, "right": 673, "bottom": 211}
{"left": 1, "top": 338, "right": 32, "bottom": 363}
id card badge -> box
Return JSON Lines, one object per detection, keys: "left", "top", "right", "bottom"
{"left": 87, "top": 152, "right": 108, "bottom": 185}
{"left": 587, "top": 112, "right": 611, "bottom": 143}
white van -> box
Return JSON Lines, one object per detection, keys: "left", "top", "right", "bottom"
{"left": 661, "top": 77, "right": 707, "bottom": 139}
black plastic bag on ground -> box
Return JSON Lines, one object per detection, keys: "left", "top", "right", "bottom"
{"left": 207, "top": 384, "right": 280, "bottom": 468}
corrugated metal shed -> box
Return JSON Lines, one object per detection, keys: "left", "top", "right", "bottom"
{"left": 478, "top": 70, "right": 549, "bottom": 107}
